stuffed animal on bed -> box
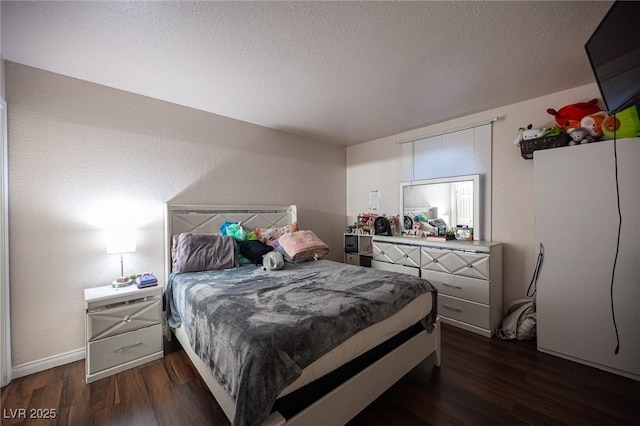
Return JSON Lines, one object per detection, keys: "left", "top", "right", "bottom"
{"left": 547, "top": 99, "right": 602, "bottom": 131}
{"left": 262, "top": 251, "right": 285, "bottom": 271}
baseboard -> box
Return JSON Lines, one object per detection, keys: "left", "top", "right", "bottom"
{"left": 538, "top": 347, "right": 640, "bottom": 382}
{"left": 10, "top": 324, "right": 168, "bottom": 381}
{"left": 12, "top": 347, "right": 86, "bottom": 380}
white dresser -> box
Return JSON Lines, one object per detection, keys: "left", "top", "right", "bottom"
{"left": 84, "top": 284, "right": 164, "bottom": 383}
{"left": 372, "top": 236, "right": 502, "bottom": 337}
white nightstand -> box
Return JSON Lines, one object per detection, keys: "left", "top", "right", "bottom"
{"left": 84, "top": 283, "right": 163, "bottom": 383}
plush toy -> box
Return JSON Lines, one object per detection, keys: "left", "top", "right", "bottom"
{"left": 547, "top": 99, "right": 602, "bottom": 131}
{"left": 262, "top": 251, "right": 285, "bottom": 271}
{"left": 225, "top": 223, "right": 247, "bottom": 242}
{"left": 580, "top": 111, "right": 607, "bottom": 138}
{"left": 414, "top": 215, "right": 428, "bottom": 223}
{"left": 568, "top": 128, "right": 594, "bottom": 145}
{"left": 522, "top": 125, "right": 547, "bottom": 140}
{"left": 513, "top": 124, "right": 548, "bottom": 145}
{"left": 602, "top": 105, "right": 640, "bottom": 139}
{"left": 513, "top": 125, "right": 563, "bottom": 145}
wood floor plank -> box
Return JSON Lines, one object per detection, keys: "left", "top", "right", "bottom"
{"left": 2, "top": 324, "right": 639, "bottom": 425}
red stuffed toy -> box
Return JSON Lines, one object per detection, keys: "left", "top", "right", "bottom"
{"left": 547, "top": 99, "right": 602, "bottom": 131}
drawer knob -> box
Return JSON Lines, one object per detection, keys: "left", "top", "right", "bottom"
{"left": 433, "top": 259, "right": 438, "bottom": 263}
{"left": 404, "top": 254, "right": 408, "bottom": 258}
{"left": 123, "top": 315, "right": 132, "bottom": 323}
{"left": 467, "top": 264, "right": 473, "bottom": 268}
{"left": 380, "top": 251, "right": 385, "bottom": 255}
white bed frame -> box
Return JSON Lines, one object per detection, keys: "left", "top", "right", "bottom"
{"left": 164, "top": 204, "right": 441, "bottom": 426}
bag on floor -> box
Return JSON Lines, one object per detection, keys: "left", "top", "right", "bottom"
{"left": 497, "top": 298, "right": 536, "bottom": 340}
{"left": 497, "top": 242, "right": 543, "bottom": 340}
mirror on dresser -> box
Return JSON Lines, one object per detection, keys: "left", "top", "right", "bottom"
{"left": 399, "top": 174, "right": 481, "bottom": 240}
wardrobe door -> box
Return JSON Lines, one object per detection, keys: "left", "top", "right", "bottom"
{"left": 534, "top": 138, "right": 640, "bottom": 379}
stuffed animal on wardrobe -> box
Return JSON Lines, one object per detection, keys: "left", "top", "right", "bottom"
{"left": 601, "top": 105, "right": 640, "bottom": 139}
{"left": 568, "top": 128, "right": 594, "bottom": 145}
{"left": 580, "top": 111, "right": 607, "bottom": 138}
{"left": 547, "top": 99, "right": 602, "bottom": 131}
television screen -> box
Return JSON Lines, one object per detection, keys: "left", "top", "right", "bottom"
{"left": 585, "top": 1, "right": 640, "bottom": 115}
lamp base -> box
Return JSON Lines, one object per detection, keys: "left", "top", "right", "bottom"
{"left": 112, "top": 278, "right": 132, "bottom": 288}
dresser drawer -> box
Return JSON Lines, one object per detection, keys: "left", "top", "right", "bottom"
{"left": 420, "top": 248, "right": 490, "bottom": 280}
{"left": 371, "top": 260, "right": 420, "bottom": 276}
{"left": 421, "top": 270, "right": 489, "bottom": 304}
{"left": 87, "top": 297, "right": 161, "bottom": 341}
{"left": 373, "top": 242, "right": 420, "bottom": 268}
{"left": 438, "top": 294, "right": 490, "bottom": 329}
{"left": 88, "top": 324, "right": 162, "bottom": 375}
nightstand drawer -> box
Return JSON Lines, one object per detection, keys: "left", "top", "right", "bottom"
{"left": 421, "top": 270, "right": 489, "bottom": 304}
{"left": 438, "top": 294, "right": 490, "bottom": 329}
{"left": 87, "top": 298, "right": 161, "bottom": 341}
{"left": 88, "top": 324, "right": 162, "bottom": 374}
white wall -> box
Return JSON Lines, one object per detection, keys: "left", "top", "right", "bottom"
{"left": 347, "top": 83, "right": 603, "bottom": 306}
{"left": 5, "top": 57, "right": 607, "bottom": 370}
{"left": 6, "top": 62, "right": 346, "bottom": 369}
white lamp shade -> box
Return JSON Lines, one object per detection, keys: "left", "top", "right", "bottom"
{"left": 106, "top": 229, "right": 136, "bottom": 254}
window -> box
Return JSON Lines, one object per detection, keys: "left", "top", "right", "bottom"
{"left": 402, "top": 123, "right": 492, "bottom": 239}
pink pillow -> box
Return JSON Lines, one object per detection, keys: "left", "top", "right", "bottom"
{"left": 278, "top": 230, "right": 329, "bottom": 261}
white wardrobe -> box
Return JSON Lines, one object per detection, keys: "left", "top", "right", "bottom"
{"left": 534, "top": 137, "right": 639, "bottom": 380}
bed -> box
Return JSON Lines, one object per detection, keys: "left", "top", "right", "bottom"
{"left": 164, "top": 204, "right": 441, "bottom": 426}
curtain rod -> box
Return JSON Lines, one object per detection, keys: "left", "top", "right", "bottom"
{"left": 396, "top": 116, "right": 500, "bottom": 145}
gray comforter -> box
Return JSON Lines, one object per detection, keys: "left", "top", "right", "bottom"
{"left": 165, "top": 260, "right": 436, "bottom": 426}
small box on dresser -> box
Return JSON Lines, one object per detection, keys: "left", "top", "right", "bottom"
{"left": 84, "top": 284, "right": 163, "bottom": 383}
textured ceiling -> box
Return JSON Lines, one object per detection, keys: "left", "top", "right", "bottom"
{"left": 1, "top": 1, "right": 613, "bottom": 146}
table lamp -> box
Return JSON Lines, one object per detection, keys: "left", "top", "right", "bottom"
{"left": 107, "top": 229, "right": 136, "bottom": 287}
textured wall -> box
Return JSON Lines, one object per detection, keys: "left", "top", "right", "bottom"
{"left": 347, "top": 83, "right": 602, "bottom": 307}
{"left": 6, "top": 62, "right": 346, "bottom": 366}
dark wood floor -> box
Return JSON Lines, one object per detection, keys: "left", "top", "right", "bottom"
{"left": 2, "top": 324, "right": 640, "bottom": 425}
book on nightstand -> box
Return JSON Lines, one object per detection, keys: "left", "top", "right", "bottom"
{"left": 135, "top": 274, "right": 158, "bottom": 288}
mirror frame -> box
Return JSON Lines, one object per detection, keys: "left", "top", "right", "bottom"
{"left": 399, "top": 174, "right": 481, "bottom": 240}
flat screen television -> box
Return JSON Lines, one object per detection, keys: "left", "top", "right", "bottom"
{"left": 585, "top": 1, "right": 640, "bottom": 115}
